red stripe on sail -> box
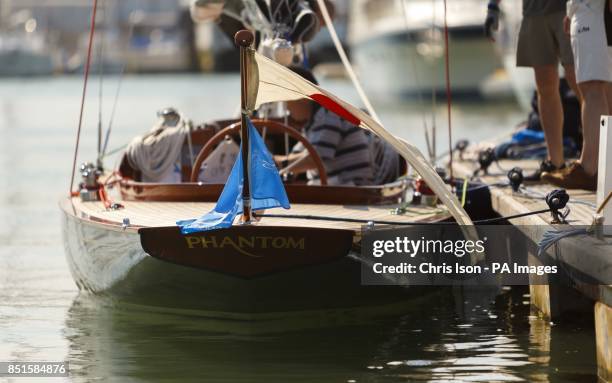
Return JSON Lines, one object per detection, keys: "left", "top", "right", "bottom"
{"left": 309, "top": 93, "right": 361, "bottom": 126}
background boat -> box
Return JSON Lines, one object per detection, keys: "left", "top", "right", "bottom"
{"left": 0, "top": 10, "right": 57, "bottom": 76}
{"left": 348, "top": 0, "right": 503, "bottom": 100}
{"left": 0, "top": 35, "right": 56, "bottom": 76}
{"left": 496, "top": 0, "right": 535, "bottom": 111}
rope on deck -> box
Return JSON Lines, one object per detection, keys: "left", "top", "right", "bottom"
{"left": 254, "top": 207, "right": 554, "bottom": 226}
{"left": 537, "top": 228, "right": 588, "bottom": 257}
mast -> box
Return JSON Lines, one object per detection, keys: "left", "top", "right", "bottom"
{"left": 235, "top": 30, "right": 255, "bottom": 224}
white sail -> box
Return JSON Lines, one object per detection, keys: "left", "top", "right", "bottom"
{"left": 248, "top": 50, "right": 474, "bottom": 226}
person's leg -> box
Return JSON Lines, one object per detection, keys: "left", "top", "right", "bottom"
{"left": 563, "top": 64, "right": 582, "bottom": 103}
{"left": 608, "top": 48, "right": 612, "bottom": 114}
{"left": 533, "top": 65, "right": 565, "bottom": 168}
{"left": 577, "top": 80, "right": 608, "bottom": 175}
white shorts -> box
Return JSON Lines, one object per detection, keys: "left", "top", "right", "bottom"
{"left": 570, "top": 0, "right": 612, "bottom": 83}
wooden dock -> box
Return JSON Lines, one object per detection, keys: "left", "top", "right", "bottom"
{"left": 451, "top": 151, "right": 612, "bottom": 381}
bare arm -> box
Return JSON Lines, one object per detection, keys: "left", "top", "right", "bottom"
{"left": 274, "top": 152, "right": 304, "bottom": 165}
{"left": 280, "top": 151, "right": 317, "bottom": 176}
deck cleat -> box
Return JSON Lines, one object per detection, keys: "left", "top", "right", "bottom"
{"left": 545, "top": 189, "right": 570, "bottom": 224}
{"left": 507, "top": 167, "right": 524, "bottom": 192}
{"left": 474, "top": 148, "right": 495, "bottom": 177}
{"left": 79, "top": 162, "right": 101, "bottom": 202}
{"left": 110, "top": 203, "right": 124, "bottom": 210}
{"left": 455, "top": 139, "right": 469, "bottom": 160}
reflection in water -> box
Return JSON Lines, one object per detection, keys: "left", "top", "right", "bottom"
{"left": 63, "top": 287, "right": 596, "bottom": 382}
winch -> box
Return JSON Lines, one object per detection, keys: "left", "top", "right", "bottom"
{"left": 412, "top": 177, "right": 438, "bottom": 207}
{"left": 79, "top": 162, "right": 101, "bottom": 202}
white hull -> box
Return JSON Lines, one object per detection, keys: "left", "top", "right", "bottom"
{"left": 124, "top": 47, "right": 194, "bottom": 73}
{"left": 352, "top": 29, "right": 501, "bottom": 99}
{"left": 61, "top": 203, "right": 428, "bottom": 318}
{"left": 349, "top": 0, "right": 502, "bottom": 99}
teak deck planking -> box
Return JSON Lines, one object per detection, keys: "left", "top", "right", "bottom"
{"left": 71, "top": 198, "right": 450, "bottom": 232}
{"left": 453, "top": 156, "right": 598, "bottom": 226}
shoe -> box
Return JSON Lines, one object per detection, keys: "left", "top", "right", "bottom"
{"left": 541, "top": 162, "right": 597, "bottom": 191}
{"left": 524, "top": 160, "right": 566, "bottom": 182}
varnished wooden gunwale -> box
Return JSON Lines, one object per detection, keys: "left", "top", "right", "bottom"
{"left": 118, "top": 179, "right": 409, "bottom": 205}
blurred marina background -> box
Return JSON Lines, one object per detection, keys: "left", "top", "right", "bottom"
{"left": 0, "top": 0, "right": 536, "bottom": 105}
{"left": 0, "top": 0, "right": 346, "bottom": 75}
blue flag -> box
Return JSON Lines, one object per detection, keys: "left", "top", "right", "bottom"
{"left": 177, "top": 118, "right": 290, "bottom": 234}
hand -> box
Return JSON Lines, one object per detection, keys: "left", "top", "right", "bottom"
{"left": 484, "top": 2, "right": 500, "bottom": 42}
{"left": 563, "top": 15, "right": 570, "bottom": 35}
{"left": 273, "top": 154, "right": 289, "bottom": 167}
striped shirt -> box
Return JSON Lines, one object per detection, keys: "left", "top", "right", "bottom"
{"left": 298, "top": 108, "right": 399, "bottom": 186}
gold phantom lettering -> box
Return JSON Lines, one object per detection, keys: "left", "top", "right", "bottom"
{"left": 184, "top": 236, "right": 306, "bottom": 257}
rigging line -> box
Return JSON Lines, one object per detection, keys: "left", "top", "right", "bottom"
{"left": 100, "top": 143, "right": 127, "bottom": 158}
{"left": 242, "top": 0, "right": 273, "bottom": 35}
{"left": 293, "top": 11, "right": 317, "bottom": 43}
{"left": 100, "top": 71, "right": 123, "bottom": 158}
{"left": 430, "top": 0, "right": 437, "bottom": 160}
{"left": 270, "top": 0, "right": 288, "bottom": 25}
{"left": 253, "top": 212, "right": 452, "bottom": 225}
{"left": 442, "top": 0, "right": 453, "bottom": 181}
{"left": 400, "top": 0, "right": 432, "bottom": 161}
{"left": 254, "top": 207, "right": 553, "bottom": 226}
{"left": 315, "top": 0, "right": 381, "bottom": 124}
{"left": 101, "top": 20, "right": 136, "bottom": 158}
{"left": 597, "top": 190, "right": 612, "bottom": 214}
{"left": 221, "top": 9, "right": 255, "bottom": 31}
{"left": 97, "top": 0, "right": 106, "bottom": 159}
{"left": 424, "top": 123, "right": 434, "bottom": 161}
{"left": 69, "top": 0, "right": 99, "bottom": 195}
{"left": 283, "top": 101, "right": 290, "bottom": 158}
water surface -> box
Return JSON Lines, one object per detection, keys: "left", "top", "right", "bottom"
{"left": 0, "top": 75, "right": 597, "bottom": 382}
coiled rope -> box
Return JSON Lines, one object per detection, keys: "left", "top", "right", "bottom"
{"left": 537, "top": 191, "right": 611, "bottom": 256}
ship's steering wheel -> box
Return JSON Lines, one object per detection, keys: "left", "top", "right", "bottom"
{"left": 190, "top": 119, "right": 328, "bottom": 185}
